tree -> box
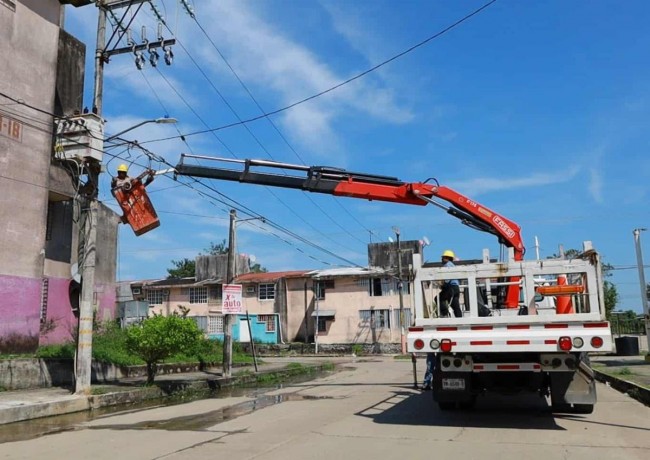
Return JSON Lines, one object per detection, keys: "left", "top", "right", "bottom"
{"left": 167, "top": 258, "right": 195, "bottom": 278}
{"left": 205, "top": 239, "right": 228, "bottom": 255}
{"left": 125, "top": 314, "right": 203, "bottom": 384}
{"left": 250, "top": 262, "right": 268, "bottom": 273}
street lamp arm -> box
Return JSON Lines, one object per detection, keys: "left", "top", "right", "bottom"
{"left": 105, "top": 117, "right": 177, "bottom": 142}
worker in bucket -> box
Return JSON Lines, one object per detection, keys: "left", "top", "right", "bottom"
{"left": 440, "top": 250, "right": 463, "bottom": 318}
{"left": 111, "top": 163, "right": 154, "bottom": 191}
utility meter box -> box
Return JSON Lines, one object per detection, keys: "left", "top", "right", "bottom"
{"left": 55, "top": 113, "right": 105, "bottom": 162}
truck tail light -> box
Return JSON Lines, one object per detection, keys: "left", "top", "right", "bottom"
{"left": 572, "top": 337, "right": 584, "bottom": 348}
{"left": 414, "top": 339, "right": 424, "bottom": 350}
{"left": 430, "top": 339, "right": 440, "bottom": 350}
{"left": 558, "top": 336, "right": 572, "bottom": 351}
{"left": 591, "top": 336, "right": 603, "bottom": 348}
{"left": 440, "top": 339, "right": 453, "bottom": 353}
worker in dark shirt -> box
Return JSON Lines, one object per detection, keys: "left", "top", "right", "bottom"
{"left": 440, "top": 250, "right": 463, "bottom": 318}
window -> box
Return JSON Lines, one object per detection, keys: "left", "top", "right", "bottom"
{"left": 209, "top": 285, "right": 222, "bottom": 300}
{"left": 314, "top": 280, "right": 334, "bottom": 300}
{"left": 147, "top": 289, "right": 164, "bottom": 305}
{"left": 257, "top": 314, "right": 276, "bottom": 332}
{"left": 359, "top": 309, "right": 391, "bottom": 328}
{"left": 259, "top": 283, "right": 275, "bottom": 300}
{"left": 192, "top": 316, "right": 208, "bottom": 332}
{"left": 45, "top": 200, "right": 73, "bottom": 263}
{"left": 370, "top": 278, "right": 383, "bottom": 296}
{"left": 189, "top": 287, "right": 208, "bottom": 304}
{"left": 208, "top": 315, "right": 224, "bottom": 334}
{"left": 393, "top": 308, "right": 412, "bottom": 329}
{"left": 317, "top": 317, "right": 327, "bottom": 332}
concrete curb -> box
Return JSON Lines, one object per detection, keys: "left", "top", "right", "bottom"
{"left": 0, "top": 395, "right": 89, "bottom": 425}
{"left": 593, "top": 369, "right": 650, "bottom": 407}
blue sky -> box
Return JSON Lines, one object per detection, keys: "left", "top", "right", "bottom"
{"left": 64, "top": 0, "right": 649, "bottom": 313}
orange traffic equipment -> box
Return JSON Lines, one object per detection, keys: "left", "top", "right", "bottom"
{"left": 536, "top": 284, "right": 585, "bottom": 296}
{"left": 554, "top": 275, "right": 575, "bottom": 314}
{"left": 113, "top": 179, "right": 160, "bottom": 236}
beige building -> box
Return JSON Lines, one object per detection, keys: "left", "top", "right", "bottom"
{"left": 128, "top": 266, "right": 414, "bottom": 346}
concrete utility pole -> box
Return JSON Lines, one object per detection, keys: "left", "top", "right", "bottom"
{"left": 393, "top": 227, "right": 407, "bottom": 354}
{"left": 75, "top": 0, "right": 177, "bottom": 394}
{"left": 223, "top": 209, "right": 237, "bottom": 377}
{"left": 75, "top": 5, "right": 107, "bottom": 395}
{"left": 314, "top": 278, "right": 320, "bottom": 354}
{"left": 633, "top": 228, "right": 650, "bottom": 357}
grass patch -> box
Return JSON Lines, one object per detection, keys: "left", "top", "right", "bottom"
{"left": 321, "top": 362, "right": 335, "bottom": 371}
{"left": 614, "top": 367, "right": 634, "bottom": 376}
{"left": 393, "top": 354, "right": 412, "bottom": 360}
{"left": 90, "top": 386, "right": 118, "bottom": 395}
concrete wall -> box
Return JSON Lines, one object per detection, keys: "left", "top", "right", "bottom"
{"left": 0, "top": 1, "right": 59, "bottom": 351}
{"left": 0, "top": 1, "right": 59, "bottom": 280}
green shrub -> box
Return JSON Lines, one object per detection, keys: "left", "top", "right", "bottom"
{"left": 93, "top": 323, "right": 143, "bottom": 366}
{"left": 126, "top": 315, "right": 204, "bottom": 383}
{"left": 35, "top": 343, "right": 75, "bottom": 359}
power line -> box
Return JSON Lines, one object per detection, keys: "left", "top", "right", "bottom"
{"left": 190, "top": 14, "right": 373, "bottom": 243}
{"left": 139, "top": 0, "right": 499, "bottom": 145}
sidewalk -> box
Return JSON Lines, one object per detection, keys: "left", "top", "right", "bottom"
{"left": 591, "top": 354, "right": 650, "bottom": 406}
{"left": 0, "top": 356, "right": 350, "bottom": 426}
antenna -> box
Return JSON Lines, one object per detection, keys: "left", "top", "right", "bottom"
{"left": 422, "top": 236, "right": 431, "bottom": 246}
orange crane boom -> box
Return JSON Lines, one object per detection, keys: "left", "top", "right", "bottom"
{"left": 175, "top": 155, "right": 525, "bottom": 307}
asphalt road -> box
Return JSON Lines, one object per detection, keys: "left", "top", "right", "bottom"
{"left": 0, "top": 357, "right": 648, "bottom": 460}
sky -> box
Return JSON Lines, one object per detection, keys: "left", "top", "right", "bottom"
{"left": 63, "top": 0, "right": 650, "bottom": 313}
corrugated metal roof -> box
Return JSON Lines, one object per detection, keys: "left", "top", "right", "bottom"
{"left": 234, "top": 270, "right": 311, "bottom": 283}
{"left": 306, "top": 267, "right": 389, "bottom": 278}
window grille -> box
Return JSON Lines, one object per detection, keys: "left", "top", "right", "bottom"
{"left": 208, "top": 315, "right": 224, "bottom": 334}
{"left": 259, "top": 283, "right": 275, "bottom": 300}
{"left": 257, "top": 314, "right": 276, "bottom": 332}
{"left": 189, "top": 287, "right": 208, "bottom": 304}
{"left": 147, "top": 289, "right": 163, "bottom": 305}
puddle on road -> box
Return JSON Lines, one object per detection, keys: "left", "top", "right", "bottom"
{"left": 0, "top": 368, "right": 338, "bottom": 443}
{"left": 88, "top": 393, "right": 336, "bottom": 432}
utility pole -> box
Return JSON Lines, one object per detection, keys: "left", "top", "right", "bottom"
{"left": 75, "top": 5, "right": 107, "bottom": 395}
{"left": 393, "top": 227, "right": 407, "bottom": 354}
{"left": 314, "top": 278, "right": 320, "bottom": 354}
{"left": 633, "top": 228, "right": 650, "bottom": 358}
{"left": 223, "top": 209, "right": 237, "bottom": 377}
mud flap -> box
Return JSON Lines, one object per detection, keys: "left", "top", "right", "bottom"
{"left": 432, "top": 369, "right": 474, "bottom": 404}
{"left": 550, "top": 360, "right": 597, "bottom": 405}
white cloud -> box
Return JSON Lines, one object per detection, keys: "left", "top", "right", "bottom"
{"left": 450, "top": 166, "right": 580, "bottom": 196}
{"left": 186, "top": 1, "right": 412, "bottom": 159}
{"left": 588, "top": 167, "right": 603, "bottom": 204}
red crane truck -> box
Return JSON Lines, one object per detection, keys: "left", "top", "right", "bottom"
{"left": 174, "top": 155, "right": 613, "bottom": 413}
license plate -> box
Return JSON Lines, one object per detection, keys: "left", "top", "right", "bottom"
{"left": 442, "top": 378, "right": 465, "bottom": 390}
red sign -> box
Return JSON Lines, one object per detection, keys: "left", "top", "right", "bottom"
{"left": 222, "top": 284, "right": 243, "bottom": 314}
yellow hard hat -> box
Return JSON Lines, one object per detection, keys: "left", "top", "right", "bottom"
{"left": 117, "top": 164, "right": 128, "bottom": 172}
{"left": 442, "top": 250, "right": 455, "bottom": 259}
